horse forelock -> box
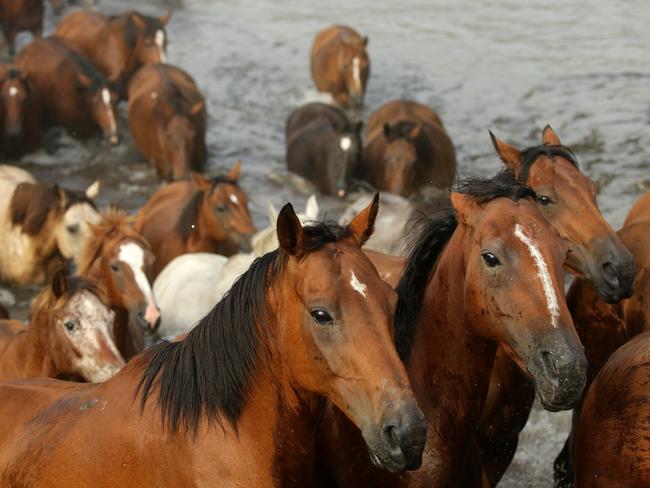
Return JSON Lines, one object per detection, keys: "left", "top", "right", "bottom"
{"left": 518, "top": 144, "right": 580, "bottom": 182}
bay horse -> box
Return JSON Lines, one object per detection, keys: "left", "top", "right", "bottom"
{"left": 0, "top": 64, "right": 41, "bottom": 158}
{"left": 16, "top": 36, "right": 120, "bottom": 144}
{"left": 286, "top": 102, "right": 362, "bottom": 197}
{"left": 134, "top": 163, "right": 256, "bottom": 278}
{"left": 128, "top": 64, "right": 207, "bottom": 181}
{"left": 0, "top": 164, "right": 100, "bottom": 286}
{"left": 0, "top": 198, "right": 429, "bottom": 486}
{"left": 77, "top": 208, "right": 160, "bottom": 360}
{"left": 0, "top": 270, "right": 124, "bottom": 383}
{"left": 317, "top": 172, "right": 587, "bottom": 487}
{"left": 0, "top": 0, "right": 42, "bottom": 55}
{"left": 361, "top": 100, "right": 457, "bottom": 196}
{"left": 311, "top": 25, "right": 369, "bottom": 109}
{"left": 55, "top": 10, "right": 171, "bottom": 97}
{"left": 477, "top": 127, "right": 636, "bottom": 486}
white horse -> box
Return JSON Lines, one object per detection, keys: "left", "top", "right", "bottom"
{"left": 153, "top": 195, "right": 319, "bottom": 338}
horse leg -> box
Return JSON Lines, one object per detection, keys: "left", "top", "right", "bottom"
{"left": 553, "top": 408, "right": 580, "bottom": 488}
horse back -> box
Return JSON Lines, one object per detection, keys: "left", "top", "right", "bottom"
{"left": 286, "top": 115, "right": 335, "bottom": 176}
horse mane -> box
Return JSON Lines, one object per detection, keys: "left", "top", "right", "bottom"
{"left": 77, "top": 208, "right": 146, "bottom": 274}
{"left": 394, "top": 172, "right": 536, "bottom": 361}
{"left": 137, "top": 221, "right": 350, "bottom": 436}
{"left": 517, "top": 144, "right": 579, "bottom": 182}
{"left": 9, "top": 182, "right": 95, "bottom": 236}
{"left": 50, "top": 37, "right": 108, "bottom": 93}
{"left": 176, "top": 176, "right": 239, "bottom": 242}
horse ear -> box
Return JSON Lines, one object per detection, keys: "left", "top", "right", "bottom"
{"left": 304, "top": 194, "right": 319, "bottom": 221}
{"left": 160, "top": 11, "right": 172, "bottom": 26}
{"left": 362, "top": 36, "right": 368, "bottom": 46}
{"left": 277, "top": 203, "right": 307, "bottom": 256}
{"left": 542, "top": 124, "right": 562, "bottom": 146}
{"left": 52, "top": 269, "right": 68, "bottom": 298}
{"left": 227, "top": 160, "right": 241, "bottom": 181}
{"left": 85, "top": 180, "right": 100, "bottom": 200}
{"left": 192, "top": 172, "right": 212, "bottom": 192}
{"left": 76, "top": 73, "right": 92, "bottom": 90}
{"left": 347, "top": 193, "right": 379, "bottom": 246}
{"left": 489, "top": 131, "right": 522, "bottom": 177}
{"left": 130, "top": 13, "right": 147, "bottom": 30}
{"left": 409, "top": 124, "right": 422, "bottom": 139}
{"left": 267, "top": 203, "right": 278, "bottom": 225}
{"left": 190, "top": 100, "right": 204, "bottom": 115}
{"left": 451, "top": 192, "right": 482, "bottom": 227}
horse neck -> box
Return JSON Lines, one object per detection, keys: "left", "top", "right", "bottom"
{"left": 0, "top": 316, "right": 57, "bottom": 380}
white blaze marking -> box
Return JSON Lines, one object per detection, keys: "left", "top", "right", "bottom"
{"left": 8, "top": 86, "right": 18, "bottom": 97}
{"left": 352, "top": 57, "right": 361, "bottom": 91}
{"left": 118, "top": 242, "right": 157, "bottom": 310}
{"left": 229, "top": 194, "right": 239, "bottom": 205}
{"left": 514, "top": 224, "right": 560, "bottom": 328}
{"left": 155, "top": 30, "right": 167, "bottom": 63}
{"left": 350, "top": 271, "right": 367, "bottom": 298}
{"left": 101, "top": 88, "right": 117, "bottom": 134}
{"left": 150, "top": 91, "right": 158, "bottom": 99}
{"left": 340, "top": 136, "right": 351, "bottom": 151}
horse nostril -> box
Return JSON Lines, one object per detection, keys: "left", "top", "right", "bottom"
{"left": 601, "top": 261, "right": 620, "bottom": 289}
{"left": 382, "top": 424, "right": 401, "bottom": 451}
{"left": 539, "top": 350, "right": 560, "bottom": 386}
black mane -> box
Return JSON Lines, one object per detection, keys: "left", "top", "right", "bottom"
{"left": 518, "top": 144, "right": 579, "bottom": 182}
{"left": 137, "top": 221, "right": 349, "bottom": 436}
{"left": 394, "top": 172, "right": 535, "bottom": 361}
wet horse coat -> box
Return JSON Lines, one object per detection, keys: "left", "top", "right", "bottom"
{"left": 0, "top": 0, "right": 43, "bottom": 55}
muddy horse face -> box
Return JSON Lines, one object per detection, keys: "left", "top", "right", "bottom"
{"left": 128, "top": 12, "right": 171, "bottom": 65}
{"left": 340, "top": 37, "right": 369, "bottom": 109}
{"left": 77, "top": 72, "right": 119, "bottom": 145}
{"left": 381, "top": 121, "right": 422, "bottom": 194}
{"left": 55, "top": 181, "right": 102, "bottom": 259}
{"left": 326, "top": 124, "right": 362, "bottom": 197}
{"left": 0, "top": 70, "right": 30, "bottom": 140}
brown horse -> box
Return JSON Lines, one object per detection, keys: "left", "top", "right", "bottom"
{"left": 134, "top": 163, "right": 256, "bottom": 278}
{"left": 0, "top": 64, "right": 41, "bottom": 158}
{"left": 0, "top": 0, "right": 42, "bottom": 55}
{"left": 317, "top": 173, "right": 587, "bottom": 487}
{"left": 77, "top": 208, "right": 160, "bottom": 361}
{"left": 476, "top": 126, "right": 636, "bottom": 486}
{"left": 0, "top": 270, "right": 124, "bottom": 383}
{"left": 128, "top": 64, "right": 207, "bottom": 181}
{"left": 311, "top": 25, "right": 369, "bottom": 109}
{"left": 286, "top": 102, "right": 362, "bottom": 197}
{"left": 0, "top": 199, "right": 429, "bottom": 486}
{"left": 55, "top": 10, "right": 170, "bottom": 97}
{"left": 16, "top": 36, "right": 119, "bottom": 144}
{"left": 360, "top": 100, "right": 457, "bottom": 196}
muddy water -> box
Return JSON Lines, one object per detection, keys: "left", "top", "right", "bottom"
{"left": 2, "top": 0, "right": 649, "bottom": 485}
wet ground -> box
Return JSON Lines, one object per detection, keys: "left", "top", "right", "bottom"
{"left": 2, "top": 0, "right": 649, "bottom": 485}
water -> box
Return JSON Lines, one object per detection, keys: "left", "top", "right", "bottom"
{"left": 4, "top": 0, "right": 650, "bottom": 485}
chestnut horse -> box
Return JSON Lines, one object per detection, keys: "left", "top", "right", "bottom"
{"left": 55, "top": 10, "right": 170, "bottom": 97}
{"left": 16, "top": 37, "right": 119, "bottom": 144}
{"left": 0, "top": 64, "right": 41, "bottom": 158}
{"left": 0, "top": 0, "right": 42, "bottom": 55}
{"left": 361, "top": 100, "right": 457, "bottom": 196}
{"left": 134, "top": 163, "right": 256, "bottom": 278}
{"left": 317, "top": 173, "right": 587, "bottom": 487}
{"left": 0, "top": 270, "right": 124, "bottom": 383}
{"left": 311, "top": 25, "right": 369, "bottom": 110}
{"left": 0, "top": 199, "right": 429, "bottom": 486}
{"left": 77, "top": 208, "right": 160, "bottom": 361}
{"left": 477, "top": 127, "right": 635, "bottom": 486}
{"left": 286, "top": 102, "right": 362, "bottom": 197}
{"left": 128, "top": 64, "right": 207, "bottom": 181}
{"left": 0, "top": 165, "right": 100, "bottom": 286}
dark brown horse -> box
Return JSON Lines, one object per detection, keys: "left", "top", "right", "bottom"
{"left": 286, "top": 102, "right": 362, "bottom": 197}
{"left": 0, "top": 0, "right": 42, "bottom": 55}
{"left": 477, "top": 127, "right": 635, "bottom": 486}
{"left": 134, "top": 163, "right": 256, "bottom": 278}
{"left": 55, "top": 10, "right": 170, "bottom": 97}
{"left": 16, "top": 37, "right": 119, "bottom": 144}
{"left": 0, "top": 200, "right": 429, "bottom": 486}
{"left": 0, "top": 64, "right": 41, "bottom": 157}
{"left": 317, "top": 173, "right": 587, "bottom": 487}
{"left": 360, "top": 100, "right": 457, "bottom": 196}
{"left": 77, "top": 208, "right": 160, "bottom": 361}
{"left": 128, "top": 64, "right": 207, "bottom": 181}
{"left": 311, "top": 25, "right": 369, "bottom": 109}
{"left": 0, "top": 270, "right": 124, "bottom": 383}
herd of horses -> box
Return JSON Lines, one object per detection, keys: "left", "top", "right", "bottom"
{"left": 0, "top": 3, "right": 647, "bottom": 487}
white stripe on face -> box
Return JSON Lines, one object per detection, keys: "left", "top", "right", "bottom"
{"left": 352, "top": 57, "right": 361, "bottom": 92}
{"left": 101, "top": 88, "right": 117, "bottom": 134}
{"left": 350, "top": 271, "right": 367, "bottom": 298}
{"left": 340, "top": 136, "right": 351, "bottom": 151}
{"left": 8, "top": 86, "right": 18, "bottom": 97}
{"left": 229, "top": 194, "right": 239, "bottom": 205}
{"left": 155, "top": 30, "right": 167, "bottom": 63}
{"left": 118, "top": 242, "right": 156, "bottom": 310}
{"left": 514, "top": 224, "right": 560, "bottom": 327}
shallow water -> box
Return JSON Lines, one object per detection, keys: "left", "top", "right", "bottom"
{"left": 3, "top": 0, "right": 649, "bottom": 485}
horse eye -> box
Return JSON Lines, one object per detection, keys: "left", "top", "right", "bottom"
{"left": 66, "top": 224, "right": 79, "bottom": 234}
{"left": 110, "top": 264, "right": 120, "bottom": 272}
{"left": 537, "top": 195, "right": 553, "bottom": 206}
{"left": 310, "top": 309, "right": 333, "bottom": 325}
{"left": 216, "top": 205, "right": 227, "bottom": 213}
{"left": 64, "top": 321, "right": 75, "bottom": 332}
{"left": 482, "top": 252, "right": 501, "bottom": 267}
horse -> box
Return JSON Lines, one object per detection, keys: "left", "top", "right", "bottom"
{"left": 311, "top": 25, "right": 369, "bottom": 110}
{"left": 316, "top": 172, "right": 587, "bottom": 487}
{"left": 134, "top": 163, "right": 256, "bottom": 279}
{"left": 286, "top": 102, "right": 362, "bottom": 197}
{"left": 77, "top": 208, "right": 160, "bottom": 361}
{"left": 0, "top": 165, "right": 101, "bottom": 286}
{"left": 128, "top": 64, "right": 207, "bottom": 181}
{"left": 0, "top": 270, "right": 124, "bottom": 383}
{"left": 16, "top": 36, "right": 119, "bottom": 144}
{"left": 476, "top": 126, "right": 636, "bottom": 486}
{"left": 55, "top": 10, "right": 170, "bottom": 97}
{"left": 0, "top": 64, "right": 41, "bottom": 158}
{"left": 49, "top": 0, "right": 65, "bottom": 15}
{"left": 154, "top": 195, "right": 319, "bottom": 338}
{"left": 0, "top": 198, "right": 430, "bottom": 486}
{"left": 360, "top": 100, "right": 456, "bottom": 197}
{"left": 0, "top": 0, "right": 42, "bottom": 55}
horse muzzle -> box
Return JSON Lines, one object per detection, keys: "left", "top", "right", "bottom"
{"left": 582, "top": 237, "right": 635, "bottom": 303}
